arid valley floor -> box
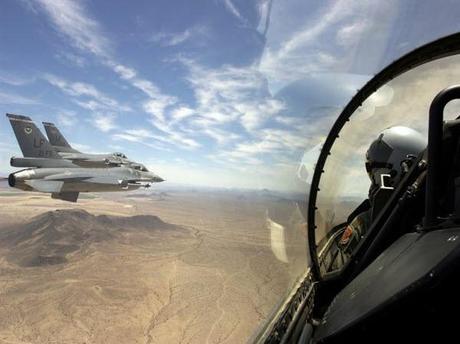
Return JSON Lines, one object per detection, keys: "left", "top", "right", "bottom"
{"left": 0, "top": 185, "right": 309, "bottom": 344}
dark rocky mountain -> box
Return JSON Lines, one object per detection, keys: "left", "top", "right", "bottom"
{"left": 0, "top": 209, "right": 181, "bottom": 267}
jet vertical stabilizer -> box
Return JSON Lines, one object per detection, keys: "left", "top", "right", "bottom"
{"left": 43, "top": 121, "right": 79, "bottom": 153}
{"left": 6, "top": 113, "right": 60, "bottom": 159}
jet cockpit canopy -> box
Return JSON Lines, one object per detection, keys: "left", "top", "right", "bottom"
{"left": 307, "top": 34, "right": 460, "bottom": 281}
{"left": 113, "top": 152, "right": 127, "bottom": 159}
{"left": 131, "top": 163, "right": 149, "bottom": 172}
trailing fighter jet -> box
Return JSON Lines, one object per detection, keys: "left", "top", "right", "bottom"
{"left": 42, "top": 121, "right": 78, "bottom": 153}
{"left": 42, "top": 121, "right": 130, "bottom": 166}
{"left": 7, "top": 114, "right": 130, "bottom": 168}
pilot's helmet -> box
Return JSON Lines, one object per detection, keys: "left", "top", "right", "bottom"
{"left": 365, "top": 126, "right": 427, "bottom": 192}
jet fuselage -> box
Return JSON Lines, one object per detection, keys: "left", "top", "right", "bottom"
{"left": 9, "top": 166, "right": 163, "bottom": 193}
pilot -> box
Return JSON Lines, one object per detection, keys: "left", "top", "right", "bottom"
{"left": 339, "top": 126, "right": 427, "bottom": 252}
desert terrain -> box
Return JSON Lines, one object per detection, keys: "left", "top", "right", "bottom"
{"left": 0, "top": 185, "right": 309, "bottom": 344}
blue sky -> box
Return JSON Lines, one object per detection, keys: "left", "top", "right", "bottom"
{"left": 1, "top": 0, "right": 460, "bottom": 191}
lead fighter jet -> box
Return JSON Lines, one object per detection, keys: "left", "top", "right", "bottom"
{"left": 6, "top": 113, "right": 164, "bottom": 202}
{"left": 8, "top": 165, "right": 163, "bottom": 202}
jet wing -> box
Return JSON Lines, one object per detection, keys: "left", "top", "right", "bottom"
{"left": 25, "top": 180, "right": 64, "bottom": 193}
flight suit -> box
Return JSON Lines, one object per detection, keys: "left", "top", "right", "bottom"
{"left": 339, "top": 210, "right": 371, "bottom": 254}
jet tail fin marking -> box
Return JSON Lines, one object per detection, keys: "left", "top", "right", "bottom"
{"left": 6, "top": 113, "right": 60, "bottom": 159}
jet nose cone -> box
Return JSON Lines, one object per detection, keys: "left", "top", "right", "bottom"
{"left": 154, "top": 176, "right": 165, "bottom": 183}
{"left": 149, "top": 173, "right": 164, "bottom": 183}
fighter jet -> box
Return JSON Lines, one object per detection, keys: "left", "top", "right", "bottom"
{"left": 6, "top": 113, "right": 164, "bottom": 202}
{"left": 42, "top": 121, "right": 130, "bottom": 166}
{"left": 7, "top": 165, "right": 164, "bottom": 202}
{"left": 7, "top": 114, "right": 130, "bottom": 168}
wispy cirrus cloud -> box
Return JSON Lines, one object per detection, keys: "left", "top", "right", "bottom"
{"left": 170, "top": 106, "right": 195, "bottom": 122}
{"left": 150, "top": 26, "right": 209, "bottom": 47}
{"left": 141, "top": 98, "right": 201, "bottom": 150}
{"left": 202, "top": 128, "right": 240, "bottom": 145}
{"left": 0, "top": 90, "right": 38, "bottom": 105}
{"left": 142, "top": 94, "right": 177, "bottom": 122}
{"left": 33, "top": 0, "right": 261, "bottom": 153}
{"left": 56, "top": 110, "right": 77, "bottom": 127}
{"left": 152, "top": 30, "right": 191, "bottom": 46}
{"left": 0, "top": 72, "right": 35, "bottom": 86}
{"left": 147, "top": 119, "right": 201, "bottom": 149}
{"left": 214, "top": 127, "right": 308, "bottom": 164}
{"left": 220, "top": 0, "right": 246, "bottom": 23}
{"left": 43, "top": 74, "right": 132, "bottom": 113}
{"left": 113, "top": 128, "right": 187, "bottom": 151}
{"left": 259, "top": 0, "right": 352, "bottom": 90}
{"left": 70, "top": 142, "right": 91, "bottom": 151}
{"left": 43, "top": 75, "right": 122, "bottom": 133}
{"left": 54, "top": 51, "right": 87, "bottom": 68}
{"left": 36, "top": 0, "right": 111, "bottom": 58}
{"left": 105, "top": 61, "right": 178, "bottom": 110}
{"left": 33, "top": 0, "right": 196, "bottom": 147}
{"left": 93, "top": 114, "right": 117, "bottom": 132}
{"left": 256, "top": 0, "right": 272, "bottom": 36}
{"left": 259, "top": 0, "right": 397, "bottom": 92}
{"left": 180, "top": 58, "right": 284, "bottom": 133}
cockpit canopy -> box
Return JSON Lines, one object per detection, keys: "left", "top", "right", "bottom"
{"left": 131, "top": 163, "right": 149, "bottom": 172}
{"left": 113, "top": 152, "right": 127, "bottom": 159}
{"left": 308, "top": 39, "right": 460, "bottom": 280}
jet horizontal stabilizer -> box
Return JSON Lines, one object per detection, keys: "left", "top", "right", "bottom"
{"left": 51, "top": 192, "right": 79, "bottom": 202}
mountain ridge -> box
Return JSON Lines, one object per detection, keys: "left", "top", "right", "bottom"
{"left": 0, "top": 209, "right": 182, "bottom": 267}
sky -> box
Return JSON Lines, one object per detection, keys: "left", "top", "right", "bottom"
{"left": 2, "top": 0, "right": 460, "bottom": 191}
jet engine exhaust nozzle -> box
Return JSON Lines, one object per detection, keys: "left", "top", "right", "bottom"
{"left": 8, "top": 173, "right": 16, "bottom": 187}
